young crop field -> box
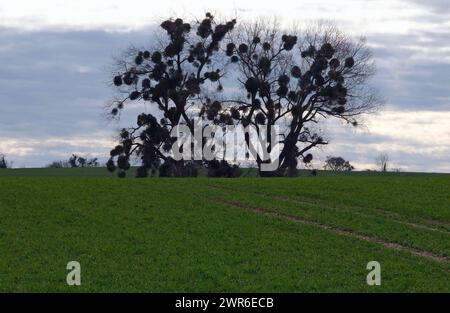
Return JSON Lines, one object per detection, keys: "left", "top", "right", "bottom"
{"left": 0, "top": 170, "right": 449, "bottom": 292}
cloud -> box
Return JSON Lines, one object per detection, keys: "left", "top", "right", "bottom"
{"left": 405, "top": 0, "right": 450, "bottom": 14}
{"left": 313, "top": 111, "right": 450, "bottom": 172}
{"left": 0, "top": 29, "right": 153, "bottom": 166}
{"left": 0, "top": 136, "right": 115, "bottom": 168}
{"left": 0, "top": 0, "right": 443, "bottom": 34}
{"left": 367, "top": 28, "right": 450, "bottom": 112}
{"left": 0, "top": 1, "right": 449, "bottom": 172}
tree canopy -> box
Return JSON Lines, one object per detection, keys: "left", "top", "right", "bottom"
{"left": 107, "top": 13, "right": 237, "bottom": 177}
{"left": 323, "top": 156, "right": 354, "bottom": 171}
{"left": 224, "top": 20, "right": 379, "bottom": 175}
{"left": 106, "top": 14, "right": 381, "bottom": 177}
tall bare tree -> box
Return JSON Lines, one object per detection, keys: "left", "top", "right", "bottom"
{"left": 376, "top": 153, "right": 389, "bottom": 172}
{"left": 107, "top": 15, "right": 381, "bottom": 177}
{"left": 220, "top": 20, "right": 381, "bottom": 175}
{"left": 107, "top": 13, "right": 238, "bottom": 177}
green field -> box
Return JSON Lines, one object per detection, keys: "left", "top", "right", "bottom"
{"left": 0, "top": 169, "right": 449, "bottom": 292}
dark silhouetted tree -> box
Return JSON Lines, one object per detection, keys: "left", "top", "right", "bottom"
{"left": 66, "top": 154, "right": 99, "bottom": 168}
{"left": 323, "top": 156, "right": 354, "bottom": 171}
{"left": 206, "top": 159, "right": 242, "bottom": 177}
{"left": 46, "top": 160, "right": 70, "bottom": 168}
{"left": 86, "top": 157, "right": 99, "bottom": 167}
{"left": 220, "top": 20, "right": 381, "bottom": 176}
{"left": 68, "top": 154, "right": 78, "bottom": 168}
{"left": 0, "top": 153, "right": 11, "bottom": 169}
{"left": 107, "top": 16, "right": 381, "bottom": 178}
{"left": 107, "top": 13, "right": 238, "bottom": 177}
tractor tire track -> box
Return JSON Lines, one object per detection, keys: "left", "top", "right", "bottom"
{"left": 205, "top": 196, "right": 449, "bottom": 264}
{"left": 206, "top": 184, "right": 450, "bottom": 234}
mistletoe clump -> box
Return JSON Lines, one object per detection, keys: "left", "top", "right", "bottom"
{"left": 107, "top": 17, "right": 379, "bottom": 177}
{"left": 108, "top": 13, "right": 237, "bottom": 177}
{"left": 224, "top": 22, "right": 378, "bottom": 175}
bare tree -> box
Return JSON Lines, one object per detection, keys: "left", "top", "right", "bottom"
{"left": 0, "top": 153, "right": 11, "bottom": 169}
{"left": 107, "top": 13, "right": 238, "bottom": 177}
{"left": 376, "top": 153, "right": 389, "bottom": 172}
{"left": 222, "top": 20, "right": 381, "bottom": 175}
{"left": 106, "top": 15, "right": 381, "bottom": 177}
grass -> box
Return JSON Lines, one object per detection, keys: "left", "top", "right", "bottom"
{"left": 0, "top": 169, "right": 449, "bottom": 292}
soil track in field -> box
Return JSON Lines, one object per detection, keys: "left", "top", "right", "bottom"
{"left": 206, "top": 184, "right": 450, "bottom": 234}
{"left": 203, "top": 194, "right": 450, "bottom": 264}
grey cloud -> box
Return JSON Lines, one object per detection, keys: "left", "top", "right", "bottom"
{"left": 315, "top": 118, "right": 450, "bottom": 173}
{"left": 0, "top": 19, "right": 449, "bottom": 171}
{"left": 368, "top": 31, "right": 450, "bottom": 111}
{"left": 0, "top": 28, "right": 158, "bottom": 166}
{"left": 406, "top": 0, "right": 450, "bottom": 14}
{"left": 0, "top": 28, "right": 156, "bottom": 139}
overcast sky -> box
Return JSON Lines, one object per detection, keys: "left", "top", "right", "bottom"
{"left": 0, "top": 0, "right": 449, "bottom": 172}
